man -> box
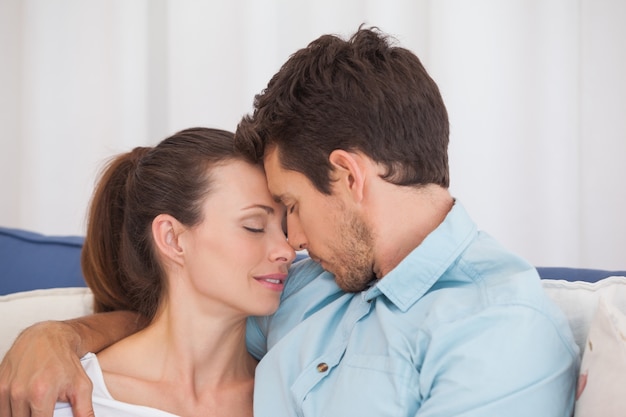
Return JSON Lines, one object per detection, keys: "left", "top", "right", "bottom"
{"left": 0, "top": 27, "right": 578, "bottom": 417}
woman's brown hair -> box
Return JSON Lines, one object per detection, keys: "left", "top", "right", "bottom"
{"left": 81, "top": 127, "right": 242, "bottom": 321}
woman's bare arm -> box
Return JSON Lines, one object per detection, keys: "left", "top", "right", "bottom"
{"left": 0, "top": 311, "right": 142, "bottom": 417}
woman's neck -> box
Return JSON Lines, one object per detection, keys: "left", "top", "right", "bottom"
{"left": 97, "top": 295, "right": 256, "bottom": 416}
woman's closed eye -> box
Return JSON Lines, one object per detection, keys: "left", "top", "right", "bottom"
{"left": 244, "top": 226, "right": 265, "bottom": 233}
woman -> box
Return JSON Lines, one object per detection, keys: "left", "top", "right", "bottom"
{"left": 54, "top": 127, "right": 295, "bottom": 416}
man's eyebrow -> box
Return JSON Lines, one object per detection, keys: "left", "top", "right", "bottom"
{"left": 272, "top": 194, "right": 286, "bottom": 204}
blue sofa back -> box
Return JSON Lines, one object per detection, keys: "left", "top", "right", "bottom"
{"left": 0, "top": 227, "right": 85, "bottom": 295}
{"left": 1, "top": 226, "right": 624, "bottom": 296}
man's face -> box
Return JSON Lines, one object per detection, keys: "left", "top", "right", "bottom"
{"left": 264, "top": 147, "right": 375, "bottom": 292}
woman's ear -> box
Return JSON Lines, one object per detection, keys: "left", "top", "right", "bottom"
{"left": 152, "top": 214, "right": 184, "bottom": 266}
{"left": 328, "top": 150, "right": 366, "bottom": 202}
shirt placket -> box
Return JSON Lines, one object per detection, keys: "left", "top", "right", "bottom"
{"left": 291, "top": 292, "right": 375, "bottom": 416}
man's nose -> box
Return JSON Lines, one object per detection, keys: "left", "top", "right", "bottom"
{"left": 287, "top": 218, "right": 307, "bottom": 251}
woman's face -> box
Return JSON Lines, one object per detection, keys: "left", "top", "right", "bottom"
{"left": 178, "top": 160, "right": 295, "bottom": 317}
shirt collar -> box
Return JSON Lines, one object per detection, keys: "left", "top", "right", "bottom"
{"left": 364, "top": 201, "right": 477, "bottom": 311}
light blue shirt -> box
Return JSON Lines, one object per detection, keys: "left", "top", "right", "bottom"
{"left": 247, "top": 202, "right": 579, "bottom": 417}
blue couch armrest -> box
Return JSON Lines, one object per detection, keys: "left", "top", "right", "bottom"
{"left": 0, "top": 227, "right": 86, "bottom": 295}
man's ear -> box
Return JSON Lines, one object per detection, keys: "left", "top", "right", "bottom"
{"left": 152, "top": 214, "right": 184, "bottom": 266}
{"left": 328, "top": 150, "right": 365, "bottom": 203}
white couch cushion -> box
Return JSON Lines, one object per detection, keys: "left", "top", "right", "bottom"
{"left": 542, "top": 276, "right": 626, "bottom": 357}
{"left": 0, "top": 287, "right": 93, "bottom": 357}
{"left": 573, "top": 297, "right": 626, "bottom": 417}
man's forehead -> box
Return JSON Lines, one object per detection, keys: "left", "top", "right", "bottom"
{"left": 261, "top": 151, "right": 284, "bottom": 195}
{"left": 263, "top": 147, "right": 286, "bottom": 177}
{"left": 265, "top": 173, "right": 289, "bottom": 204}
{"left": 263, "top": 150, "right": 297, "bottom": 206}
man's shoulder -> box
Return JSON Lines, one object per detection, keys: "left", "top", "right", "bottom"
{"left": 429, "top": 231, "right": 574, "bottom": 336}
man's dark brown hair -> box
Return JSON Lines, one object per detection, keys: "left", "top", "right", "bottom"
{"left": 235, "top": 26, "right": 450, "bottom": 194}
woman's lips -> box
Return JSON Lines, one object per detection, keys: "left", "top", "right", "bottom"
{"left": 254, "top": 273, "right": 288, "bottom": 291}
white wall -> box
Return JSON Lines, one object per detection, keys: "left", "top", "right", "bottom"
{"left": 0, "top": 0, "right": 624, "bottom": 269}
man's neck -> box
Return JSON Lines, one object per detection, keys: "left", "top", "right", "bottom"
{"left": 368, "top": 184, "right": 454, "bottom": 279}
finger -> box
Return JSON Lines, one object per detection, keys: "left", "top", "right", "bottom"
{"left": 8, "top": 398, "right": 32, "bottom": 417}
{"left": 7, "top": 380, "right": 33, "bottom": 417}
{"left": 0, "top": 373, "right": 12, "bottom": 417}
{"left": 68, "top": 397, "right": 96, "bottom": 417}
{"left": 0, "top": 396, "right": 10, "bottom": 417}
{"left": 65, "top": 376, "right": 95, "bottom": 417}
{"left": 10, "top": 405, "right": 31, "bottom": 417}
{"left": 28, "top": 383, "right": 60, "bottom": 417}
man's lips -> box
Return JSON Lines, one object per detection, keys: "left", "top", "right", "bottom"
{"left": 254, "top": 273, "right": 288, "bottom": 291}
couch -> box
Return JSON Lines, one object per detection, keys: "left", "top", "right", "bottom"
{"left": 1, "top": 225, "right": 625, "bottom": 415}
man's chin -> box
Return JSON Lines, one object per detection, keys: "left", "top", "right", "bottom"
{"left": 334, "top": 273, "right": 374, "bottom": 293}
{"left": 313, "top": 258, "right": 372, "bottom": 293}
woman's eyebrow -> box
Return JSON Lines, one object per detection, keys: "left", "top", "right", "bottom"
{"left": 241, "top": 204, "right": 274, "bottom": 214}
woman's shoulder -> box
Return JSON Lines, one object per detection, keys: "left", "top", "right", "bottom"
{"left": 54, "top": 353, "right": 179, "bottom": 417}
{"left": 79, "top": 352, "right": 112, "bottom": 399}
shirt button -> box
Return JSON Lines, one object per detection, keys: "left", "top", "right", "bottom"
{"left": 316, "top": 362, "right": 329, "bottom": 373}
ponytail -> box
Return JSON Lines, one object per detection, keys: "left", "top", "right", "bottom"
{"left": 81, "top": 147, "right": 152, "bottom": 314}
